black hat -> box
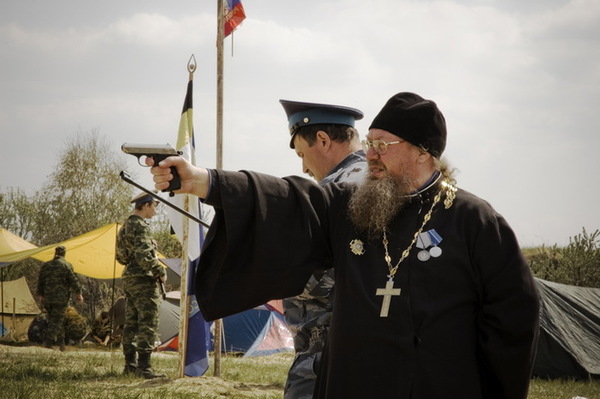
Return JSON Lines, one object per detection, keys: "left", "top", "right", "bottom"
{"left": 280, "top": 99, "right": 364, "bottom": 148}
{"left": 130, "top": 192, "right": 155, "bottom": 205}
{"left": 369, "top": 92, "right": 447, "bottom": 158}
{"left": 55, "top": 246, "right": 66, "bottom": 256}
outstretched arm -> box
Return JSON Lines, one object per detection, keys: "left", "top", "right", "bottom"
{"left": 146, "top": 156, "right": 210, "bottom": 198}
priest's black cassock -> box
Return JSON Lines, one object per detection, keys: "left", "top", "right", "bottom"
{"left": 196, "top": 170, "right": 540, "bottom": 399}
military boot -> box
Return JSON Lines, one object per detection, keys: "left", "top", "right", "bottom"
{"left": 123, "top": 351, "right": 138, "bottom": 375}
{"left": 137, "top": 352, "right": 166, "bottom": 379}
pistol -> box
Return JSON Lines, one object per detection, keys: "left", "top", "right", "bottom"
{"left": 121, "top": 143, "right": 183, "bottom": 193}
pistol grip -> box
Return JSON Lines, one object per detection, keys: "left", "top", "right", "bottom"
{"left": 167, "top": 167, "right": 182, "bottom": 194}
{"left": 151, "top": 155, "right": 182, "bottom": 194}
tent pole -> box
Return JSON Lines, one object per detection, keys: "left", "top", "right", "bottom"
{"left": 110, "top": 224, "right": 119, "bottom": 347}
{"left": 1, "top": 270, "right": 4, "bottom": 337}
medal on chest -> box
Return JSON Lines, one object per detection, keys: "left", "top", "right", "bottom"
{"left": 375, "top": 180, "right": 456, "bottom": 318}
{"left": 416, "top": 229, "right": 443, "bottom": 262}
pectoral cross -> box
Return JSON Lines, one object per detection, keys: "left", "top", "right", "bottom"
{"left": 376, "top": 278, "right": 401, "bottom": 317}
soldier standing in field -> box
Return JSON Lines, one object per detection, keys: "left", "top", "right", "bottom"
{"left": 36, "top": 245, "right": 83, "bottom": 351}
{"left": 116, "top": 192, "right": 167, "bottom": 379}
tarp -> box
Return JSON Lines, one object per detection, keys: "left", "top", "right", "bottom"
{"left": 0, "top": 228, "right": 38, "bottom": 259}
{"left": 533, "top": 278, "right": 600, "bottom": 379}
{"left": 0, "top": 224, "right": 172, "bottom": 280}
{"left": 0, "top": 224, "right": 124, "bottom": 279}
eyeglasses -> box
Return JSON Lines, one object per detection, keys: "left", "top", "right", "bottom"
{"left": 361, "top": 139, "right": 404, "bottom": 155}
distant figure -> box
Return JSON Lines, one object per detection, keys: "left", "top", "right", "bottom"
{"left": 36, "top": 245, "right": 83, "bottom": 351}
{"left": 116, "top": 192, "right": 167, "bottom": 379}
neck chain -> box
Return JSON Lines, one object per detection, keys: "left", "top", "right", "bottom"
{"left": 382, "top": 179, "right": 457, "bottom": 278}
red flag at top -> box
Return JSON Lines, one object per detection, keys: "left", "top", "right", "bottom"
{"left": 224, "top": 0, "right": 246, "bottom": 37}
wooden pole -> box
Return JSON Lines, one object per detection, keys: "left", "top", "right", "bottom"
{"left": 213, "top": 0, "right": 225, "bottom": 378}
{"left": 177, "top": 194, "right": 191, "bottom": 377}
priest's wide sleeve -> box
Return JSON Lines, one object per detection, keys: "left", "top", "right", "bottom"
{"left": 474, "top": 211, "right": 540, "bottom": 399}
{"left": 197, "top": 170, "right": 332, "bottom": 321}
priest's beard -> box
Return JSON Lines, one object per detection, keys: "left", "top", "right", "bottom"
{"left": 348, "top": 173, "right": 415, "bottom": 238}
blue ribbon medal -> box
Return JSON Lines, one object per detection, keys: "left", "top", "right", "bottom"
{"left": 416, "top": 229, "right": 443, "bottom": 262}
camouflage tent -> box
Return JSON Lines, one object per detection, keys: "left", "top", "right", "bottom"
{"left": 533, "top": 278, "right": 600, "bottom": 379}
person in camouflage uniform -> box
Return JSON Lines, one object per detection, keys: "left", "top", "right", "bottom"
{"left": 36, "top": 245, "right": 83, "bottom": 351}
{"left": 116, "top": 192, "right": 167, "bottom": 379}
{"left": 90, "top": 311, "right": 112, "bottom": 345}
{"left": 279, "top": 100, "right": 367, "bottom": 399}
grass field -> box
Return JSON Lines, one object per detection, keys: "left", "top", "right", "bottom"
{"left": 1, "top": 343, "right": 598, "bottom": 399}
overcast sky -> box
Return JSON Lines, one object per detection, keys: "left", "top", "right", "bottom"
{"left": 1, "top": 0, "right": 599, "bottom": 247}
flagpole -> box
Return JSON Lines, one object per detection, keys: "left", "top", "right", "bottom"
{"left": 176, "top": 59, "right": 198, "bottom": 378}
{"left": 217, "top": 0, "right": 224, "bottom": 170}
{"left": 214, "top": 0, "right": 225, "bottom": 378}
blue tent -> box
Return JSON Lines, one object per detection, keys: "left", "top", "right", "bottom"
{"left": 207, "top": 301, "right": 294, "bottom": 356}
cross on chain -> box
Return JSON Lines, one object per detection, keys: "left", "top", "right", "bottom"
{"left": 376, "top": 278, "right": 401, "bottom": 317}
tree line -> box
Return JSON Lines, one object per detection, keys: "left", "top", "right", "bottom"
{"left": 526, "top": 228, "right": 600, "bottom": 288}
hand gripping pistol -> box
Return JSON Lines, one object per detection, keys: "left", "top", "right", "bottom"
{"left": 121, "top": 143, "right": 183, "bottom": 194}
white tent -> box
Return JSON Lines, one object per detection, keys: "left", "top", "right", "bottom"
{"left": 0, "top": 276, "right": 40, "bottom": 340}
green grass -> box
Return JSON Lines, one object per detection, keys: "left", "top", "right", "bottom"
{"left": 1, "top": 343, "right": 599, "bottom": 399}
{"left": 0, "top": 344, "right": 290, "bottom": 399}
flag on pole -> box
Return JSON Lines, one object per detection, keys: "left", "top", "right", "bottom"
{"left": 224, "top": 0, "right": 246, "bottom": 37}
{"left": 166, "top": 61, "right": 210, "bottom": 377}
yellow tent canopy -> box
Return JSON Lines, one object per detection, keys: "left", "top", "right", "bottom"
{"left": 0, "top": 224, "right": 125, "bottom": 279}
{"left": 0, "top": 228, "right": 38, "bottom": 255}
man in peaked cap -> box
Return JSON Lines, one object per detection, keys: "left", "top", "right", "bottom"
{"left": 280, "top": 99, "right": 366, "bottom": 183}
{"left": 147, "top": 92, "right": 540, "bottom": 399}
{"left": 279, "top": 99, "right": 367, "bottom": 399}
{"left": 116, "top": 192, "right": 166, "bottom": 379}
{"left": 37, "top": 245, "right": 83, "bottom": 351}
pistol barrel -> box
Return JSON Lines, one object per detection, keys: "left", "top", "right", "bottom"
{"left": 121, "top": 143, "right": 180, "bottom": 155}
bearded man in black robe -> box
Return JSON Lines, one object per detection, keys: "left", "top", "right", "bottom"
{"left": 148, "top": 92, "right": 540, "bottom": 399}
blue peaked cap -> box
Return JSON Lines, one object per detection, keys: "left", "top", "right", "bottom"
{"left": 279, "top": 99, "right": 364, "bottom": 148}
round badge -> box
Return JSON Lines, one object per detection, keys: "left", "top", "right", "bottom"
{"left": 417, "top": 250, "right": 431, "bottom": 262}
{"left": 429, "top": 246, "right": 442, "bottom": 258}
